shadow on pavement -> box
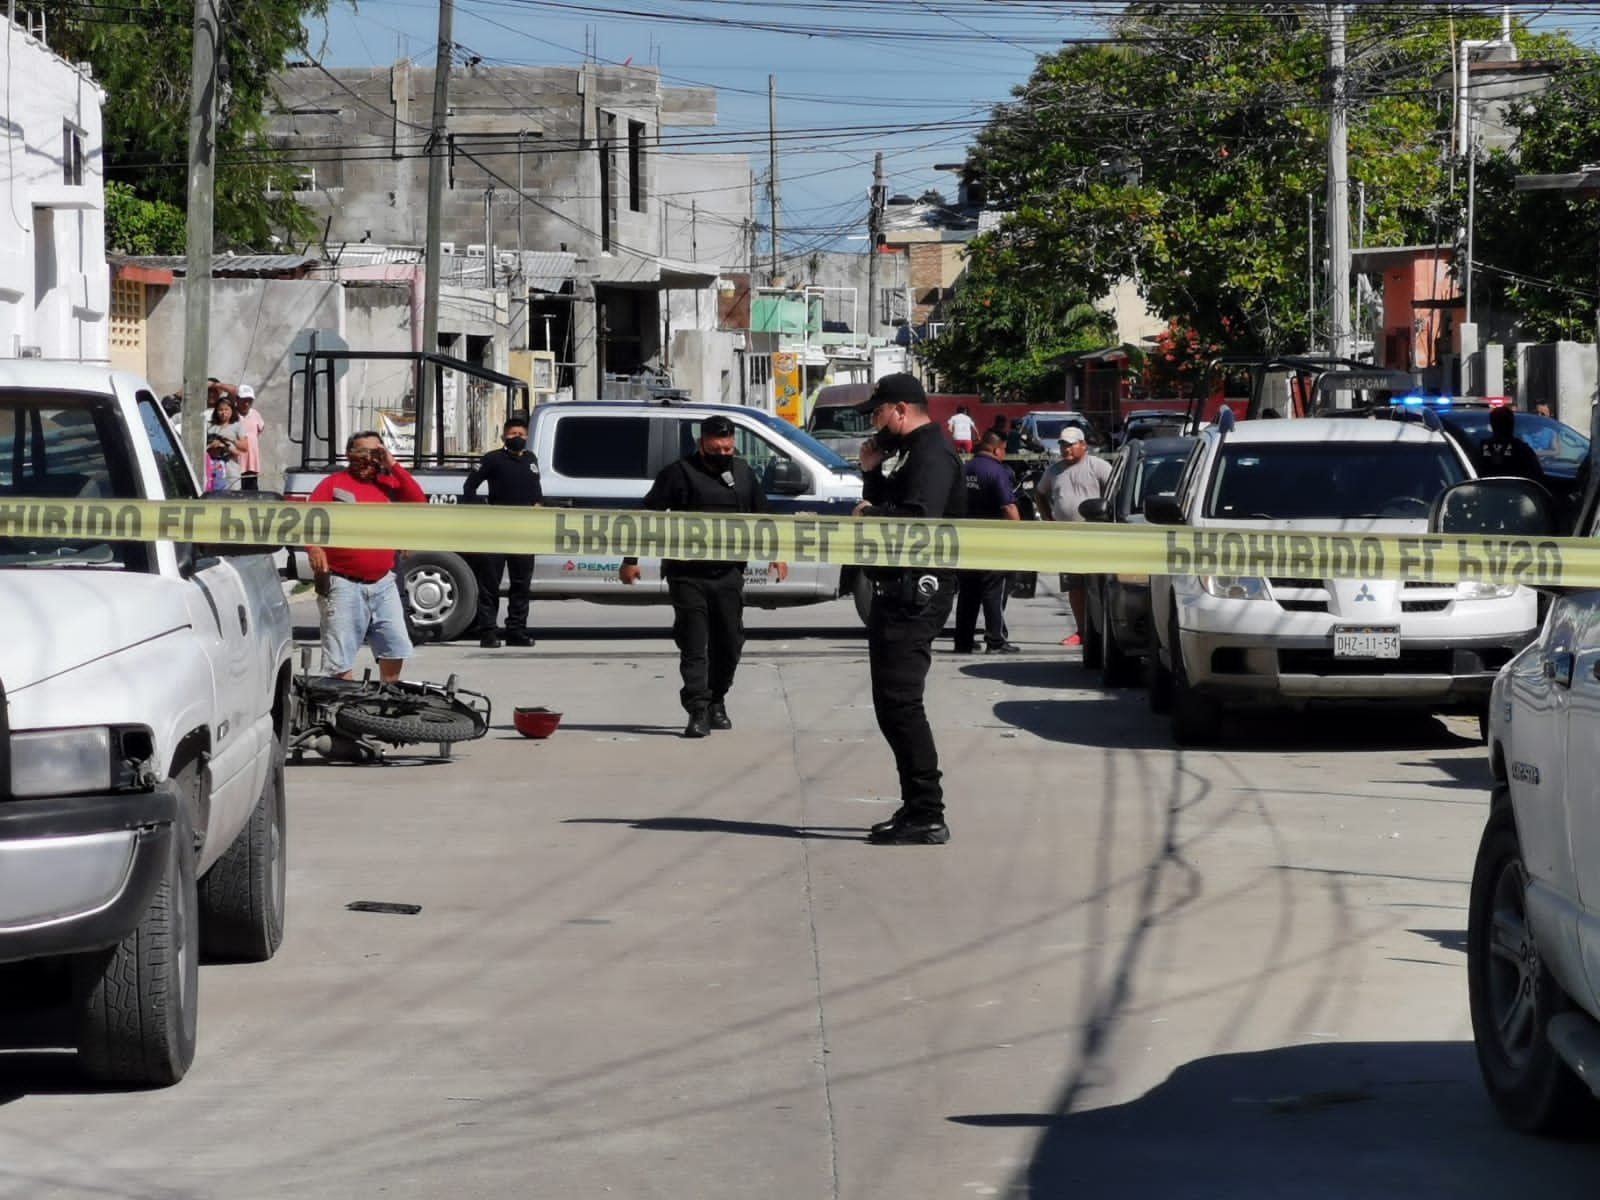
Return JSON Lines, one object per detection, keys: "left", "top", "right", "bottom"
{"left": 1386, "top": 755, "right": 1495, "bottom": 790}
{"left": 1409, "top": 928, "right": 1467, "bottom": 954}
{"left": 995, "top": 696, "right": 1479, "bottom": 754}
{"left": 959, "top": 660, "right": 1077, "bottom": 689}
{"left": 494, "top": 722, "right": 682, "bottom": 739}
{"left": 563, "top": 816, "right": 864, "bottom": 841}
{"left": 961, "top": 1041, "right": 1599, "bottom": 1199}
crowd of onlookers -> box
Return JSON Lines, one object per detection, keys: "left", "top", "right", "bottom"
{"left": 160, "top": 378, "right": 266, "bottom": 492}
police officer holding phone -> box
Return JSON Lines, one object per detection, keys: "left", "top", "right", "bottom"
{"left": 853, "top": 374, "right": 967, "bottom": 845}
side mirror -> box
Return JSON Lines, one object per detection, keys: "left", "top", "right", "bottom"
{"left": 1143, "top": 495, "right": 1187, "bottom": 526}
{"left": 770, "top": 458, "right": 811, "bottom": 496}
{"left": 1077, "top": 497, "right": 1108, "bottom": 521}
{"left": 1429, "top": 478, "right": 1558, "bottom": 537}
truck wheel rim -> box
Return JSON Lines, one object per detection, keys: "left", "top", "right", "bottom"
{"left": 405, "top": 567, "right": 455, "bottom": 627}
{"left": 1486, "top": 857, "right": 1538, "bottom": 1070}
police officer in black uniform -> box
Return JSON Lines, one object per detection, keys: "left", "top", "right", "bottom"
{"left": 463, "top": 413, "right": 543, "bottom": 647}
{"left": 621, "top": 414, "right": 788, "bottom": 738}
{"left": 854, "top": 374, "right": 968, "bottom": 845}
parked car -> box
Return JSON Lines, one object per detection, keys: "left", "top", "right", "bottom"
{"left": 1075, "top": 435, "right": 1198, "bottom": 685}
{"left": 0, "top": 362, "right": 294, "bottom": 1086}
{"left": 1466, "top": 472, "right": 1600, "bottom": 1131}
{"left": 1143, "top": 413, "right": 1539, "bottom": 745}
{"left": 1011, "top": 410, "right": 1104, "bottom": 457}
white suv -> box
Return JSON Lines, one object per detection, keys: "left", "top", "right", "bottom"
{"left": 1144, "top": 415, "right": 1538, "bottom": 745}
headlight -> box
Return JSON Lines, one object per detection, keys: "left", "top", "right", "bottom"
{"left": 1200, "top": 575, "right": 1270, "bottom": 600}
{"left": 1455, "top": 581, "right": 1518, "bottom": 601}
{"left": 9, "top": 726, "right": 157, "bottom": 799}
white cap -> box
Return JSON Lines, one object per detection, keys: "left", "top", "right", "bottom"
{"left": 237, "top": 384, "right": 255, "bottom": 400}
{"left": 1059, "top": 427, "right": 1086, "bottom": 445}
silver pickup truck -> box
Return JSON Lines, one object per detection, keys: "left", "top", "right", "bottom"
{"left": 0, "top": 362, "right": 293, "bottom": 1086}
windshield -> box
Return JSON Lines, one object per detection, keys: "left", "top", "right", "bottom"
{"left": 751, "top": 410, "right": 857, "bottom": 471}
{"left": 807, "top": 405, "right": 874, "bottom": 439}
{"left": 1032, "top": 415, "right": 1084, "bottom": 443}
{"left": 1131, "top": 445, "right": 1193, "bottom": 508}
{"left": 1441, "top": 411, "right": 1590, "bottom": 474}
{"left": 0, "top": 393, "right": 147, "bottom": 571}
{"left": 1205, "top": 441, "right": 1467, "bottom": 520}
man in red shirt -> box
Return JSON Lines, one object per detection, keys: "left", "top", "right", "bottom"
{"left": 306, "top": 431, "right": 426, "bottom": 681}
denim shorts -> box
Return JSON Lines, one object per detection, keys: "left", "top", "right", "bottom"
{"left": 317, "top": 572, "right": 413, "bottom": 674}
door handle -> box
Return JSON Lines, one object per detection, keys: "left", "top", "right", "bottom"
{"left": 1545, "top": 652, "right": 1575, "bottom": 688}
{"left": 237, "top": 604, "right": 249, "bottom": 636}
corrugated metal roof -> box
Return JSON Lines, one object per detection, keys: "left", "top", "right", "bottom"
{"left": 109, "top": 253, "right": 322, "bottom": 277}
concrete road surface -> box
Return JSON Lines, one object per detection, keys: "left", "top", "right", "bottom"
{"left": 2, "top": 584, "right": 1596, "bottom": 1198}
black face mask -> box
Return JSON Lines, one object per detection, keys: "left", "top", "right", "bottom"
{"left": 872, "top": 428, "right": 903, "bottom": 454}
{"left": 701, "top": 451, "right": 733, "bottom": 473}
{"left": 504, "top": 435, "right": 528, "bottom": 453}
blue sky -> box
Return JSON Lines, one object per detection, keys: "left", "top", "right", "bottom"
{"left": 303, "top": 2, "right": 1600, "bottom": 255}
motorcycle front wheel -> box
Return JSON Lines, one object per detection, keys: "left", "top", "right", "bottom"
{"left": 334, "top": 701, "right": 482, "bottom": 745}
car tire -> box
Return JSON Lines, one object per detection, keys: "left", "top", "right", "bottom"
{"left": 851, "top": 571, "right": 873, "bottom": 627}
{"left": 1101, "top": 609, "right": 1137, "bottom": 687}
{"left": 402, "top": 552, "right": 479, "bottom": 642}
{"left": 1147, "top": 611, "right": 1174, "bottom": 714}
{"left": 198, "top": 736, "right": 287, "bottom": 963}
{"left": 1170, "top": 615, "right": 1223, "bottom": 746}
{"left": 1468, "top": 797, "right": 1596, "bottom": 1134}
{"left": 72, "top": 806, "right": 199, "bottom": 1087}
{"left": 1081, "top": 597, "right": 1103, "bottom": 670}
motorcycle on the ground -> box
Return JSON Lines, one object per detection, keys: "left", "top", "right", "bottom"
{"left": 288, "top": 646, "right": 492, "bottom": 763}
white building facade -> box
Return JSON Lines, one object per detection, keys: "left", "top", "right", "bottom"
{"left": 0, "top": 16, "right": 108, "bottom": 362}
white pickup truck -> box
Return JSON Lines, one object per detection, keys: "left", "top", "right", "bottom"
{"left": 1470, "top": 466, "right": 1600, "bottom": 1130}
{"left": 284, "top": 353, "right": 869, "bottom": 638}
{"left": 0, "top": 362, "right": 292, "bottom": 1086}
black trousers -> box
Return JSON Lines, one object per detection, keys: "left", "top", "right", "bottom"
{"left": 668, "top": 571, "right": 746, "bottom": 713}
{"left": 868, "top": 574, "right": 957, "bottom": 818}
{"left": 475, "top": 553, "right": 536, "bottom": 631}
{"left": 953, "top": 570, "right": 1011, "bottom": 649}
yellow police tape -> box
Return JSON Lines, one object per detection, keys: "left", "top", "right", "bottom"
{"left": 0, "top": 496, "right": 1595, "bottom": 587}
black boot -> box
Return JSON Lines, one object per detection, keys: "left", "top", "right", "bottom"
{"left": 683, "top": 709, "right": 711, "bottom": 738}
{"left": 868, "top": 813, "right": 950, "bottom": 845}
{"left": 707, "top": 701, "right": 732, "bottom": 731}
{"left": 479, "top": 630, "right": 502, "bottom": 648}
{"left": 505, "top": 629, "right": 534, "bottom": 647}
{"left": 869, "top": 807, "right": 910, "bottom": 837}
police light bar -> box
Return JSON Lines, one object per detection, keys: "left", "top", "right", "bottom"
{"left": 1398, "top": 393, "right": 1452, "bottom": 408}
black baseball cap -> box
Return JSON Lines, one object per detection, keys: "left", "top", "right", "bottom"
{"left": 854, "top": 373, "right": 928, "bottom": 414}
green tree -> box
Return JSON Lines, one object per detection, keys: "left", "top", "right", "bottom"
{"left": 957, "top": 4, "right": 1519, "bottom": 358}
{"left": 23, "top": 0, "right": 333, "bottom": 250}
{"left": 922, "top": 234, "right": 1115, "bottom": 401}
{"left": 105, "top": 181, "right": 187, "bottom": 254}
{"left": 1468, "top": 37, "right": 1600, "bottom": 343}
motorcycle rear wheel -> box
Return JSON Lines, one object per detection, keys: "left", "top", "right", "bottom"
{"left": 334, "top": 701, "right": 481, "bottom": 745}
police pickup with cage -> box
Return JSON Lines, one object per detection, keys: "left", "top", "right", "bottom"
{"left": 0, "top": 361, "right": 293, "bottom": 1087}
{"left": 283, "top": 350, "right": 867, "bottom": 638}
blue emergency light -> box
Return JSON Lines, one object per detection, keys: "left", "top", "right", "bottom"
{"left": 1398, "top": 393, "right": 1452, "bottom": 408}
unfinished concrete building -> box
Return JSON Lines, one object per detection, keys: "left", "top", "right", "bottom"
{"left": 268, "top": 61, "right": 750, "bottom": 402}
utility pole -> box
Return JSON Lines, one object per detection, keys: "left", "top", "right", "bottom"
{"left": 181, "top": 0, "right": 221, "bottom": 473}
{"left": 420, "top": 0, "right": 455, "bottom": 457}
{"left": 866, "top": 152, "right": 885, "bottom": 339}
{"left": 1465, "top": 119, "right": 1478, "bottom": 327}
{"left": 1307, "top": 193, "right": 1316, "bottom": 350}
{"left": 767, "top": 75, "right": 781, "bottom": 283}
{"left": 1326, "top": 2, "right": 1354, "bottom": 371}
